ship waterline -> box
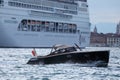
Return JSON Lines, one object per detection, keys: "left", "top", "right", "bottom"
{"left": 0, "top": 0, "right": 90, "bottom": 48}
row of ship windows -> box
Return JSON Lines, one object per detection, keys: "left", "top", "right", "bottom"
{"left": 8, "top": 2, "right": 54, "bottom": 11}
{"left": 8, "top": 1, "right": 77, "bottom": 15}
{"left": 46, "top": 0, "right": 87, "bottom": 3}
{"left": 81, "top": 32, "right": 90, "bottom": 34}
{"left": 30, "top": 11, "right": 72, "bottom": 19}
{"left": 18, "top": 20, "right": 79, "bottom": 34}
{"left": 0, "top": 0, "right": 4, "bottom": 5}
{"left": 13, "top": 0, "right": 77, "bottom": 10}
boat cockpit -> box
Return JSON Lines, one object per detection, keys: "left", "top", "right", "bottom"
{"left": 49, "top": 44, "right": 77, "bottom": 55}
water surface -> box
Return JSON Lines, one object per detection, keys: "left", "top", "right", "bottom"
{"left": 0, "top": 47, "right": 120, "bottom": 80}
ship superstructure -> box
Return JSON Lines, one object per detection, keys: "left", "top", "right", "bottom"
{"left": 0, "top": 0, "right": 90, "bottom": 48}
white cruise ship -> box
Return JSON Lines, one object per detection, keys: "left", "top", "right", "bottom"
{"left": 0, "top": 0, "right": 90, "bottom": 48}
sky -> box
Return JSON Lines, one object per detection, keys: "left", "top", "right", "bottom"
{"left": 87, "top": 0, "right": 120, "bottom": 33}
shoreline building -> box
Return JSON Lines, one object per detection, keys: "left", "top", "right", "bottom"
{"left": 94, "top": 25, "right": 97, "bottom": 33}
{"left": 90, "top": 25, "right": 120, "bottom": 47}
{"left": 106, "top": 33, "right": 120, "bottom": 47}
{"left": 116, "top": 22, "right": 120, "bottom": 35}
{"left": 90, "top": 26, "right": 106, "bottom": 47}
{"left": 90, "top": 33, "right": 106, "bottom": 47}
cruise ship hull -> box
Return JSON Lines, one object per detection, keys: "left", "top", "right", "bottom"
{"left": 0, "top": 15, "right": 90, "bottom": 48}
{"left": 0, "top": 0, "right": 90, "bottom": 48}
{"left": 0, "top": 25, "right": 79, "bottom": 48}
{"left": 0, "top": 24, "right": 80, "bottom": 48}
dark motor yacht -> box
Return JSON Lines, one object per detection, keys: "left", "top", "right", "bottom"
{"left": 27, "top": 44, "right": 110, "bottom": 67}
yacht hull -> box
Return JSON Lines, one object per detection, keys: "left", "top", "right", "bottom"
{"left": 27, "top": 50, "right": 110, "bottom": 67}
